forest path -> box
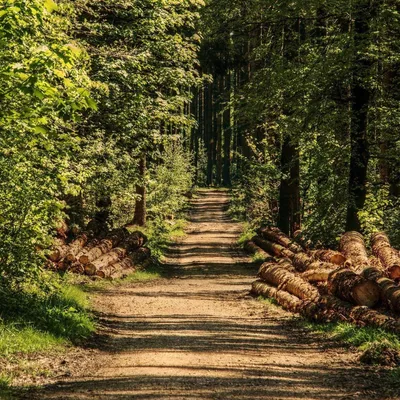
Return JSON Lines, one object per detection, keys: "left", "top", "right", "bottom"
{"left": 32, "top": 190, "right": 389, "bottom": 399}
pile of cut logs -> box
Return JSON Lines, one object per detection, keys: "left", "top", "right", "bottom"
{"left": 46, "top": 227, "right": 150, "bottom": 280}
{"left": 246, "top": 228, "right": 400, "bottom": 333}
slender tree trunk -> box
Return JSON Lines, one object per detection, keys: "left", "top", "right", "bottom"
{"left": 216, "top": 75, "right": 223, "bottom": 185}
{"left": 278, "top": 137, "right": 300, "bottom": 236}
{"left": 194, "top": 87, "right": 203, "bottom": 184}
{"left": 133, "top": 156, "right": 147, "bottom": 226}
{"left": 222, "top": 71, "right": 232, "bottom": 186}
{"left": 346, "top": 1, "right": 373, "bottom": 231}
{"left": 206, "top": 82, "right": 213, "bottom": 186}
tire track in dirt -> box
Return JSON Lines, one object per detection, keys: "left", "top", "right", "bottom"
{"left": 30, "top": 190, "right": 394, "bottom": 399}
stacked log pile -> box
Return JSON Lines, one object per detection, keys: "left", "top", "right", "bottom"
{"left": 46, "top": 227, "right": 151, "bottom": 280}
{"left": 246, "top": 228, "right": 400, "bottom": 333}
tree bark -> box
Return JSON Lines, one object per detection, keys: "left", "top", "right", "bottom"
{"left": 258, "top": 263, "right": 320, "bottom": 302}
{"left": 65, "top": 234, "right": 88, "bottom": 262}
{"left": 278, "top": 136, "right": 301, "bottom": 236}
{"left": 84, "top": 247, "right": 126, "bottom": 276}
{"left": 258, "top": 227, "right": 303, "bottom": 253}
{"left": 222, "top": 71, "right": 231, "bottom": 186}
{"left": 132, "top": 156, "right": 147, "bottom": 226}
{"left": 79, "top": 239, "right": 113, "bottom": 265}
{"left": 346, "top": 1, "right": 373, "bottom": 231}
{"left": 328, "top": 268, "right": 380, "bottom": 307}
{"left": 339, "top": 231, "right": 370, "bottom": 273}
{"left": 252, "top": 236, "right": 294, "bottom": 259}
{"left": 309, "top": 250, "right": 347, "bottom": 266}
{"left": 371, "top": 232, "right": 400, "bottom": 280}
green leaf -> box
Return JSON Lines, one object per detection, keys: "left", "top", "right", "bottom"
{"left": 44, "top": 0, "right": 58, "bottom": 12}
{"left": 33, "top": 89, "right": 45, "bottom": 100}
{"left": 86, "top": 97, "right": 98, "bottom": 111}
{"left": 33, "top": 126, "right": 48, "bottom": 135}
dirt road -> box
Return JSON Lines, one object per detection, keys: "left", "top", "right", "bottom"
{"left": 32, "top": 190, "right": 393, "bottom": 399}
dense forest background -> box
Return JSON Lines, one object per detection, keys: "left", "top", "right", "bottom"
{"left": 1, "top": 0, "right": 400, "bottom": 286}
{"left": 195, "top": 0, "right": 400, "bottom": 248}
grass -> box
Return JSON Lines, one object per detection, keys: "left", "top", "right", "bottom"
{"left": 300, "top": 320, "right": 400, "bottom": 368}
{"left": 0, "top": 275, "right": 95, "bottom": 391}
{"left": 0, "top": 324, "right": 65, "bottom": 356}
{"left": 138, "top": 218, "right": 187, "bottom": 261}
{"left": 301, "top": 320, "right": 400, "bottom": 350}
{"left": 0, "top": 278, "right": 95, "bottom": 344}
{"left": 257, "top": 295, "right": 278, "bottom": 306}
{"left": 237, "top": 223, "right": 256, "bottom": 246}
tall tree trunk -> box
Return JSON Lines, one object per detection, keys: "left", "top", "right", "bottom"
{"left": 222, "top": 71, "right": 232, "bottom": 186}
{"left": 278, "top": 137, "right": 300, "bottom": 236}
{"left": 206, "top": 82, "right": 213, "bottom": 186}
{"left": 194, "top": 87, "right": 203, "bottom": 184}
{"left": 133, "top": 156, "right": 146, "bottom": 226}
{"left": 346, "top": 1, "right": 373, "bottom": 231}
{"left": 216, "top": 75, "right": 223, "bottom": 185}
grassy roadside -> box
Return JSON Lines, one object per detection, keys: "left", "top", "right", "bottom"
{"left": 0, "top": 278, "right": 95, "bottom": 397}
{"left": 0, "top": 216, "right": 188, "bottom": 396}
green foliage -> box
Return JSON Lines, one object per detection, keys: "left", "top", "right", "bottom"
{"left": 237, "top": 223, "right": 256, "bottom": 246}
{"left": 200, "top": 0, "right": 400, "bottom": 245}
{"left": 148, "top": 140, "right": 194, "bottom": 223}
{"left": 0, "top": 324, "right": 65, "bottom": 356}
{"left": 0, "top": 0, "right": 96, "bottom": 280}
{"left": 145, "top": 218, "right": 188, "bottom": 261}
{"left": 0, "top": 275, "right": 95, "bottom": 343}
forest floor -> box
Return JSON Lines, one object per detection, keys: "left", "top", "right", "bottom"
{"left": 21, "top": 190, "right": 399, "bottom": 399}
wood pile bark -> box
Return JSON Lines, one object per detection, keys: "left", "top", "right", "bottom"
{"left": 371, "top": 232, "right": 400, "bottom": 280}
{"left": 46, "top": 226, "right": 151, "bottom": 280}
{"left": 245, "top": 226, "right": 400, "bottom": 332}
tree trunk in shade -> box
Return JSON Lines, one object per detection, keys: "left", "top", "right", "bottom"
{"left": 133, "top": 156, "right": 147, "bottom": 226}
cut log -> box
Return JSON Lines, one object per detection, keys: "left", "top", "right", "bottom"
{"left": 112, "top": 257, "right": 135, "bottom": 271}
{"left": 97, "top": 257, "right": 136, "bottom": 279}
{"left": 48, "top": 243, "right": 69, "bottom": 262}
{"left": 292, "top": 253, "right": 340, "bottom": 276}
{"left": 310, "top": 249, "right": 346, "bottom": 266}
{"left": 251, "top": 280, "right": 303, "bottom": 312}
{"left": 258, "top": 227, "right": 303, "bottom": 253}
{"left": 371, "top": 232, "right": 400, "bottom": 280}
{"left": 55, "top": 220, "right": 69, "bottom": 240}
{"left": 258, "top": 263, "right": 320, "bottom": 302}
{"left": 84, "top": 247, "right": 126, "bottom": 276}
{"left": 69, "top": 263, "right": 85, "bottom": 275}
{"left": 79, "top": 239, "right": 113, "bottom": 265}
{"left": 339, "top": 231, "right": 369, "bottom": 273}
{"left": 75, "top": 239, "right": 100, "bottom": 261}
{"left": 131, "top": 247, "right": 151, "bottom": 264}
{"left": 122, "top": 231, "right": 148, "bottom": 252}
{"left": 65, "top": 234, "right": 88, "bottom": 262}
{"left": 252, "top": 281, "right": 400, "bottom": 333}
{"left": 362, "top": 267, "right": 400, "bottom": 312}
{"left": 328, "top": 268, "right": 380, "bottom": 307}
{"left": 302, "top": 267, "right": 338, "bottom": 283}
{"left": 243, "top": 241, "right": 275, "bottom": 262}
{"left": 107, "top": 227, "right": 130, "bottom": 246}
{"left": 252, "top": 236, "right": 294, "bottom": 259}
